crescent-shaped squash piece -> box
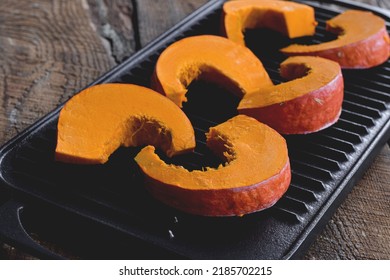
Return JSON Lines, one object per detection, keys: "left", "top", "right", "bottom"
{"left": 238, "top": 56, "right": 344, "bottom": 134}
{"left": 221, "top": 0, "right": 317, "bottom": 46}
{"left": 135, "top": 115, "right": 291, "bottom": 216}
{"left": 151, "top": 35, "right": 273, "bottom": 108}
{"left": 281, "top": 10, "right": 390, "bottom": 68}
{"left": 56, "top": 83, "right": 195, "bottom": 164}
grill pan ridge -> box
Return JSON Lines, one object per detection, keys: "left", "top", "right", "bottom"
{"left": 0, "top": 0, "right": 389, "bottom": 259}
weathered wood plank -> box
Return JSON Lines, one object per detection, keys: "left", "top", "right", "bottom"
{"left": 355, "top": 0, "right": 390, "bottom": 9}
{"left": 135, "top": 0, "right": 208, "bottom": 46}
{"left": 0, "top": 0, "right": 117, "bottom": 260}
{"left": 87, "top": 0, "right": 137, "bottom": 63}
{"left": 0, "top": 0, "right": 389, "bottom": 260}
{"left": 305, "top": 145, "right": 390, "bottom": 259}
{"left": 0, "top": 0, "right": 113, "bottom": 145}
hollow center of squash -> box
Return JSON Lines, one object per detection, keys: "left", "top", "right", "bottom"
{"left": 206, "top": 130, "right": 236, "bottom": 164}
{"left": 123, "top": 116, "right": 172, "bottom": 154}
{"left": 154, "top": 127, "right": 236, "bottom": 173}
{"left": 280, "top": 63, "right": 310, "bottom": 81}
{"left": 179, "top": 63, "right": 244, "bottom": 97}
{"left": 326, "top": 25, "right": 345, "bottom": 37}
{"left": 244, "top": 9, "right": 287, "bottom": 34}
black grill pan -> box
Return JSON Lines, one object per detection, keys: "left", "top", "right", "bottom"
{"left": 0, "top": 0, "right": 389, "bottom": 259}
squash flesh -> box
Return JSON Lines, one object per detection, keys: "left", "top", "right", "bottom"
{"left": 135, "top": 115, "right": 291, "bottom": 216}
{"left": 239, "top": 56, "right": 341, "bottom": 107}
{"left": 281, "top": 10, "right": 390, "bottom": 68}
{"left": 238, "top": 56, "right": 344, "bottom": 134}
{"left": 222, "top": 0, "right": 317, "bottom": 46}
{"left": 56, "top": 83, "right": 195, "bottom": 164}
{"left": 151, "top": 35, "right": 273, "bottom": 107}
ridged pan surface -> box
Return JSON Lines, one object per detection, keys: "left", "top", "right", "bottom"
{"left": 0, "top": 0, "right": 389, "bottom": 259}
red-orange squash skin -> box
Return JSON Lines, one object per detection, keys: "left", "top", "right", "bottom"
{"left": 283, "top": 27, "right": 389, "bottom": 69}
{"left": 142, "top": 161, "right": 291, "bottom": 217}
{"left": 281, "top": 10, "right": 390, "bottom": 69}
{"left": 238, "top": 56, "right": 344, "bottom": 134}
{"left": 135, "top": 115, "right": 291, "bottom": 216}
{"left": 239, "top": 72, "right": 343, "bottom": 134}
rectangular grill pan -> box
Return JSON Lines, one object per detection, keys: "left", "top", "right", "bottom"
{"left": 0, "top": 0, "right": 389, "bottom": 259}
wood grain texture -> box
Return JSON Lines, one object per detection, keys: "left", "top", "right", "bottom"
{"left": 0, "top": 0, "right": 115, "bottom": 260}
{"left": 136, "top": 0, "right": 208, "bottom": 46}
{"left": 351, "top": 0, "right": 390, "bottom": 9}
{"left": 0, "top": 0, "right": 113, "bottom": 145}
{"left": 0, "top": 0, "right": 389, "bottom": 259}
{"left": 86, "top": 0, "right": 137, "bottom": 63}
{"left": 305, "top": 145, "right": 390, "bottom": 259}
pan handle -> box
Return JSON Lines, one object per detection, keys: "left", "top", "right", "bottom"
{"left": 0, "top": 198, "right": 65, "bottom": 259}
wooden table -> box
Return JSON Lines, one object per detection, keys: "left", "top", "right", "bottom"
{"left": 0, "top": 0, "right": 389, "bottom": 259}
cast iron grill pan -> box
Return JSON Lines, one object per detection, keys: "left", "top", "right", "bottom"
{"left": 0, "top": 0, "right": 389, "bottom": 259}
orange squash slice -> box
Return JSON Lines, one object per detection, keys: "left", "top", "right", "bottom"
{"left": 151, "top": 35, "right": 273, "bottom": 107}
{"left": 281, "top": 10, "right": 390, "bottom": 68}
{"left": 238, "top": 56, "right": 344, "bottom": 134}
{"left": 221, "top": 0, "right": 317, "bottom": 46}
{"left": 135, "top": 115, "right": 291, "bottom": 216}
{"left": 55, "top": 83, "right": 195, "bottom": 164}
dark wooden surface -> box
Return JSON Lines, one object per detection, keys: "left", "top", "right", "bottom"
{"left": 0, "top": 0, "right": 389, "bottom": 260}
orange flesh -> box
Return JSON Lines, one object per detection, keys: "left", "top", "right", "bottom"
{"left": 283, "top": 10, "right": 387, "bottom": 51}
{"left": 135, "top": 115, "right": 289, "bottom": 190}
{"left": 238, "top": 56, "right": 342, "bottom": 108}
{"left": 56, "top": 83, "right": 195, "bottom": 164}
{"left": 222, "top": 0, "right": 317, "bottom": 46}
{"left": 151, "top": 35, "right": 273, "bottom": 107}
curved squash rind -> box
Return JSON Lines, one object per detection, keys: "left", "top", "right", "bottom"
{"left": 239, "top": 75, "right": 343, "bottom": 134}
{"left": 135, "top": 115, "right": 291, "bottom": 216}
{"left": 281, "top": 10, "right": 390, "bottom": 69}
{"left": 238, "top": 56, "right": 344, "bottom": 134}
{"left": 142, "top": 158, "right": 291, "bottom": 216}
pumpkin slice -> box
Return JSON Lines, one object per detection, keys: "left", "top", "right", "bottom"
{"left": 222, "top": 0, "right": 317, "bottom": 46}
{"left": 238, "top": 56, "right": 343, "bottom": 134}
{"left": 151, "top": 35, "right": 273, "bottom": 108}
{"left": 56, "top": 83, "right": 195, "bottom": 164}
{"left": 135, "top": 115, "right": 291, "bottom": 216}
{"left": 281, "top": 10, "right": 390, "bottom": 68}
